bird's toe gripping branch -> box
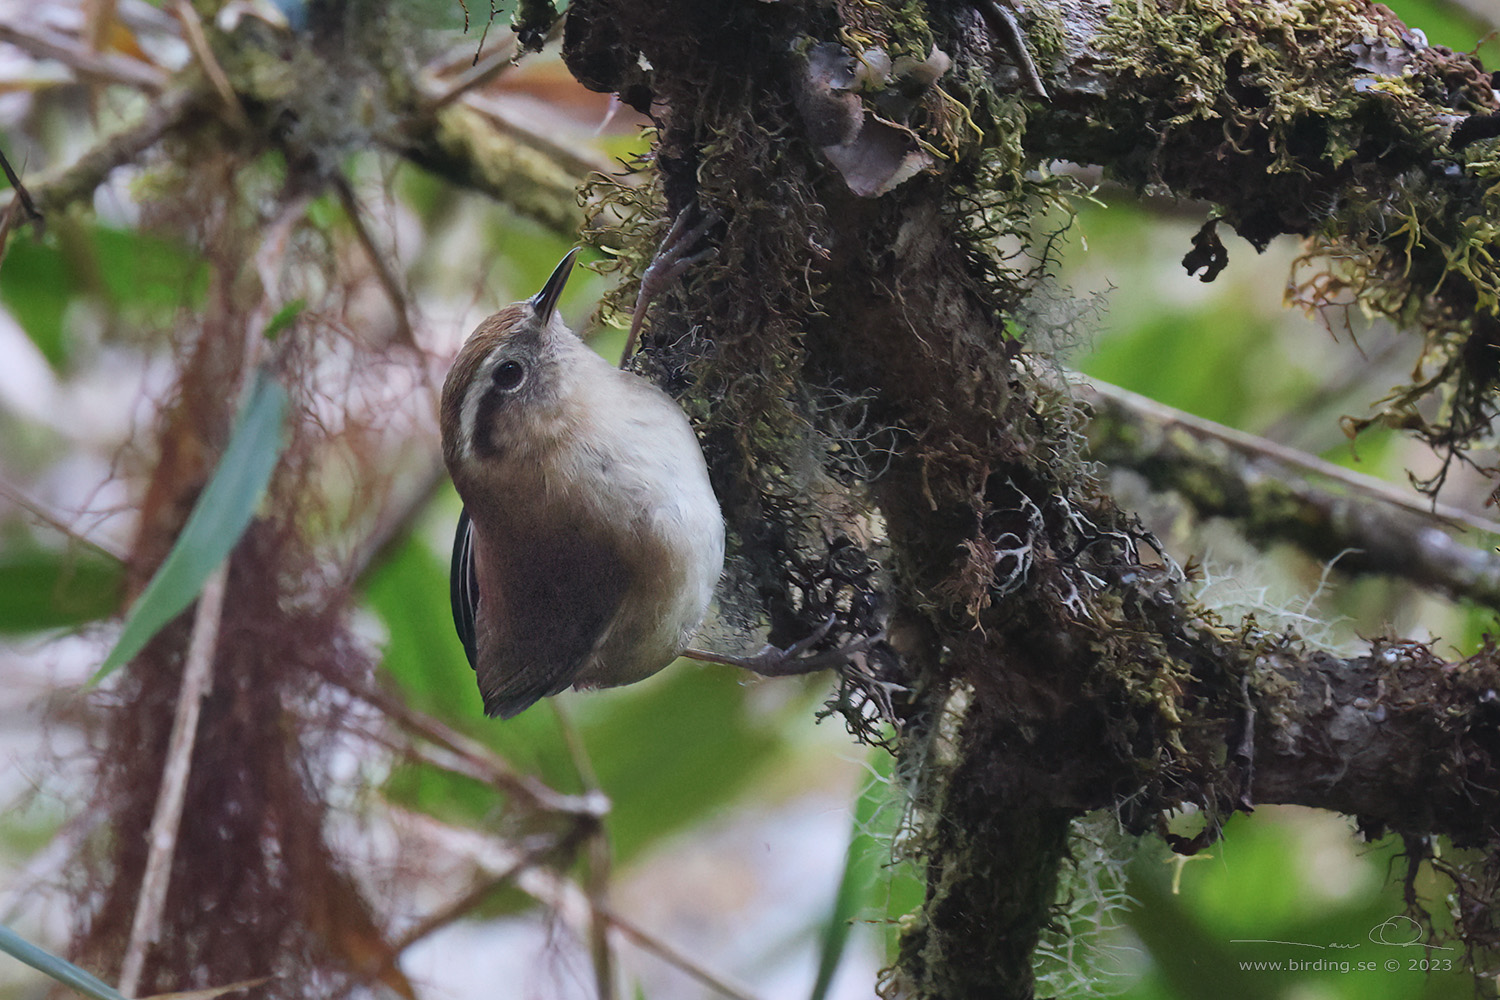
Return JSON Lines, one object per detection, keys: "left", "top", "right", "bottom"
{"left": 683, "top": 612, "right": 886, "bottom": 677}
{"left": 621, "top": 205, "right": 721, "bottom": 365}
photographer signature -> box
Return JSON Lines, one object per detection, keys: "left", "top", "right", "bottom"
{"left": 1230, "top": 915, "right": 1455, "bottom": 950}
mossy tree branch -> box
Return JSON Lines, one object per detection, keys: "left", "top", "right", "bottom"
{"left": 1084, "top": 378, "right": 1500, "bottom": 613}
{"left": 554, "top": 0, "right": 1500, "bottom": 997}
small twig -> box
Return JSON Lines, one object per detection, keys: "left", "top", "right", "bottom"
{"left": 0, "top": 477, "right": 129, "bottom": 563}
{"left": 84, "top": 0, "right": 119, "bottom": 55}
{"left": 422, "top": 40, "right": 519, "bottom": 114}
{"left": 315, "top": 665, "right": 608, "bottom": 819}
{"left": 169, "top": 0, "right": 249, "bottom": 131}
{"left": 551, "top": 703, "right": 616, "bottom": 1000}
{"left": 387, "top": 811, "right": 759, "bottom": 1000}
{"left": 0, "top": 144, "right": 43, "bottom": 266}
{"left": 0, "top": 22, "right": 168, "bottom": 92}
{"left": 392, "top": 837, "right": 565, "bottom": 952}
{"left": 597, "top": 902, "right": 764, "bottom": 1000}
{"left": 332, "top": 174, "right": 417, "bottom": 352}
{"left": 586, "top": 832, "right": 618, "bottom": 1000}
{"left": 0, "top": 146, "right": 43, "bottom": 229}
{"left": 118, "top": 562, "right": 229, "bottom": 998}
{"left": 394, "top": 872, "right": 519, "bottom": 952}
{"left": 389, "top": 807, "right": 601, "bottom": 959}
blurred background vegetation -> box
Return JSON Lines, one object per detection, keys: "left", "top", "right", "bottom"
{"left": 1, "top": 0, "right": 1498, "bottom": 998}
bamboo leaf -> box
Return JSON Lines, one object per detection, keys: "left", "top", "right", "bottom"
{"left": 91, "top": 369, "right": 289, "bottom": 683}
{"left": 0, "top": 922, "right": 128, "bottom": 1000}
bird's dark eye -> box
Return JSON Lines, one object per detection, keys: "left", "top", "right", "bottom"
{"left": 492, "top": 359, "right": 525, "bottom": 392}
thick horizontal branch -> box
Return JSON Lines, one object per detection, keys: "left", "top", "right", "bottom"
{"left": 388, "top": 102, "right": 585, "bottom": 235}
{"left": 1082, "top": 378, "right": 1500, "bottom": 611}
{"left": 0, "top": 90, "right": 207, "bottom": 223}
{"left": 1246, "top": 634, "right": 1500, "bottom": 847}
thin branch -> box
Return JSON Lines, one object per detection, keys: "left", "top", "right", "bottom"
{"left": 0, "top": 22, "right": 168, "bottom": 92}
{"left": 421, "top": 39, "right": 519, "bottom": 114}
{"left": 1084, "top": 377, "right": 1500, "bottom": 535}
{"left": 596, "top": 902, "right": 764, "bottom": 1000}
{"left": 1, "top": 89, "right": 204, "bottom": 219}
{"left": 1082, "top": 376, "right": 1500, "bottom": 611}
{"left": 169, "top": 0, "right": 249, "bottom": 131}
{"left": 118, "top": 561, "right": 228, "bottom": 998}
{"left": 316, "top": 665, "right": 609, "bottom": 819}
{"left": 331, "top": 174, "right": 418, "bottom": 352}
{"left": 391, "top": 810, "right": 762, "bottom": 1000}
{"left": 0, "top": 478, "right": 129, "bottom": 563}
{"left": 388, "top": 101, "right": 584, "bottom": 237}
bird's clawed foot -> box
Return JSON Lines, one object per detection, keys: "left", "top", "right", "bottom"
{"left": 620, "top": 205, "right": 720, "bottom": 365}
{"left": 683, "top": 614, "right": 886, "bottom": 678}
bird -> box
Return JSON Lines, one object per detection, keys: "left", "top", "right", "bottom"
{"left": 439, "top": 248, "right": 727, "bottom": 718}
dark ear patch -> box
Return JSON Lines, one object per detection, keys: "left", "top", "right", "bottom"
{"left": 473, "top": 385, "right": 510, "bottom": 459}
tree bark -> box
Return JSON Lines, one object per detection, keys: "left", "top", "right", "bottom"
{"left": 556, "top": 0, "right": 1500, "bottom": 996}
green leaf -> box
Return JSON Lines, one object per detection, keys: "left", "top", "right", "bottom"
{"left": 90, "top": 226, "right": 209, "bottom": 319}
{"left": 0, "top": 238, "right": 72, "bottom": 368}
{"left": 91, "top": 369, "right": 289, "bottom": 683}
{"left": 810, "top": 748, "right": 895, "bottom": 1000}
{"left": 0, "top": 922, "right": 127, "bottom": 1000}
{"left": 262, "top": 299, "right": 305, "bottom": 341}
{"left": 0, "top": 548, "right": 122, "bottom": 633}
{"left": 0, "top": 223, "right": 209, "bottom": 371}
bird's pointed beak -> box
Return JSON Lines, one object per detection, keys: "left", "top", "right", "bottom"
{"left": 530, "top": 248, "right": 579, "bottom": 323}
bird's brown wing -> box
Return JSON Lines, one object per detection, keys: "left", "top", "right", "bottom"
{"left": 464, "top": 510, "right": 633, "bottom": 719}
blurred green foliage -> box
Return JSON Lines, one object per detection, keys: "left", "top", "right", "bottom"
{"left": 1121, "top": 812, "right": 1475, "bottom": 1000}
{"left": 0, "top": 545, "right": 121, "bottom": 633}
{"left": 0, "top": 221, "right": 208, "bottom": 370}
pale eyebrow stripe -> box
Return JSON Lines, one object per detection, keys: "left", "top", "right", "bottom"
{"left": 459, "top": 349, "right": 505, "bottom": 460}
